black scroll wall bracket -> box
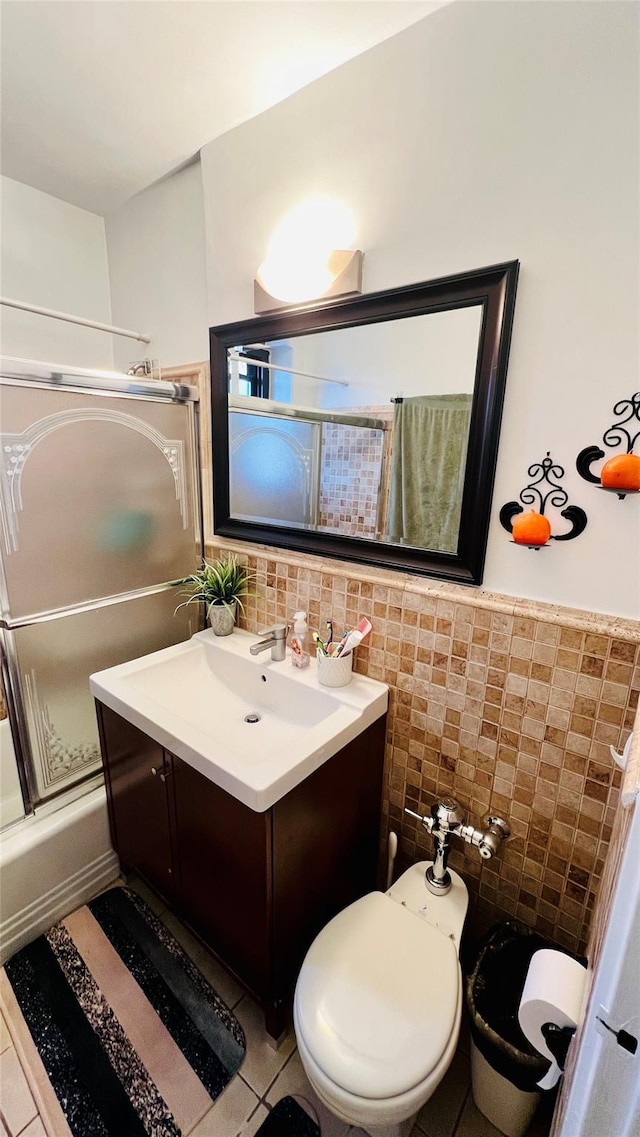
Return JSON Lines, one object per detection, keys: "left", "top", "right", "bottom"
{"left": 500, "top": 453, "right": 588, "bottom": 549}
{"left": 576, "top": 392, "right": 640, "bottom": 499}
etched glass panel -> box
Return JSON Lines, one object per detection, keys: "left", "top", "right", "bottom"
{"left": 229, "top": 411, "right": 320, "bottom": 527}
{"left": 8, "top": 588, "right": 196, "bottom": 804}
{"left": 0, "top": 705, "right": 25, "bottom": 829}
{"left": 0, "top": 383, "right": 200, "bottom": 618}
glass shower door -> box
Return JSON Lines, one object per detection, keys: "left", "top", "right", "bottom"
{"left": 0, "top": 687, "right": 24, "bottom": 828}
{"left": 229, "top": 411, "right": 320, "bottom": 528}
{"left": 0, "top": 383, "right": 200, "bottom": 618}
{"left": 0, "top": 372, "right": 202, "bottom": 815}
{"left": 3, "top": 587, "right": 196, "bottom": 806}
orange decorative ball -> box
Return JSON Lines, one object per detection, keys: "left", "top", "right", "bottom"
{"left": 600, "top": 453, "right": 640, "bottom": 491}
{"left": 511, "top": 509, "right": 551, "bottom": 546}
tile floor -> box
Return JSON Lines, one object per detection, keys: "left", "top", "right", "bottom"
{"left": 0, "top": 878, "right": 554, "bottom": 1137}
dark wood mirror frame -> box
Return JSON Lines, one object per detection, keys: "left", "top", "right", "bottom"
{"left": 210, "top": 260, "right": 519, "bottom": 585}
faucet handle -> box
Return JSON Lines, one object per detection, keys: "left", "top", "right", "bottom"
{"left": 257, "top": 624, "right": 288, "bottom": 639}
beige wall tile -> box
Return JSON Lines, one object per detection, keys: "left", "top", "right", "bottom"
{"left": 206, "top": 538, "right": 638, "bottom": 953}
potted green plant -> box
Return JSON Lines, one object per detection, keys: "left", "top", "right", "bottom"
{"left": 176, "top": 554, "right": 255, "bottom": 636}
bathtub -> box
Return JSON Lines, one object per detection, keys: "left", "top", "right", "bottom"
{"left": 0, "top": 720, "right": 120, "bottom": 964}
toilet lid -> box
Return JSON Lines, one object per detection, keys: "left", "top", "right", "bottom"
{"left": 295, "top": 892, "right": 459, "bottom": 1100}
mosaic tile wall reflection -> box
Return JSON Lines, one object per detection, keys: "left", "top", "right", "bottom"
{"left": 208, "top": 540, "right": 639, "bottom": 954}
{"left": 317, "top": 407, "right": 392, "bottom": 540}
{"left": 318, "top": 422, "right": 385, "bottom": 538}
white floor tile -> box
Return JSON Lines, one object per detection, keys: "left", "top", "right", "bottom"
{"left": 416, "top": 1049, "right": 470, "bottom": 1137}
{"left": 239, "top": 1104, "right": 269, "bottom": 1135}
{"left": 454, "top": 1083, "right": 553, "bottom": 1137}
{"left": 454, "top": 1096, "right": 504, "bottom": 1137}
{"left": 127, "top": 875, "right": 168, "bottom": 917}
{"left": 161, "top": 910, "right": 245, "bottom": 1009}
{"left": 188, "top": 1075, "right": 260, "bottom": 1136}
{"left": 233, "top": 995, "right": 296, "bottom": 1097}
{"left": 266, "top": 1051, "right": 349, "bottom": 1137}
{"left": 0, "top": 1046, "right": 38, "bottom": 1136}
{"left": 0, "top": 1010, "right": 12, "bottom": 1055}
{"left": 20, "top": 1118, "right": 48, "bottom": 1137}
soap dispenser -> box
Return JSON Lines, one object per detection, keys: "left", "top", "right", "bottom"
{"left": 291, "top": 611, "right": 310, "bottom": 669}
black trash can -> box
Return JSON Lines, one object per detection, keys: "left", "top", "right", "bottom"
{"left": 465, "top": 923, "right": 552, "bottom": 1137}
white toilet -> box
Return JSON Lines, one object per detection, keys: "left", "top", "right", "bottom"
{"left": 294, "top": 861, "right": 469, "bottom": 1137}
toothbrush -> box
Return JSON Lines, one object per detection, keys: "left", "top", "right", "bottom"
{"left": 312, "top": 632, "right": 329, "bottom": 656}
{"left": 330, "top": 631, "right": 348, "bottom": 657}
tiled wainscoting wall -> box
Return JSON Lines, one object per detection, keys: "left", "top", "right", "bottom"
{"left": 207, "top": 540, "right": 639, "bottom": 955}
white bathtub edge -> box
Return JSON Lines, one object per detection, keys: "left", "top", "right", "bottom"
{"left": 0, "top": 846, "right": 120, "bottom": 964}
{"left": 0, "top": 784, "right": 121, "bottom": 965}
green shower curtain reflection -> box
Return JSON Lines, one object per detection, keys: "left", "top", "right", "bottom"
{"left": 386, "top": 393, "right": 473, "bottom": 553}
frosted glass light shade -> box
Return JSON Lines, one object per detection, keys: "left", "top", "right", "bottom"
{"left": 254, "top": 250, "right": 363, "bottom": 313}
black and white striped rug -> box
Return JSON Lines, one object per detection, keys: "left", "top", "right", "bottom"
{"left": 2, "top": 886, "right": 245, "bottom": 1136}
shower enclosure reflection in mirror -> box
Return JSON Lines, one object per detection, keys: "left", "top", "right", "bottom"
{"left": 210, "top": 261, "right": 519, "bottom": 585}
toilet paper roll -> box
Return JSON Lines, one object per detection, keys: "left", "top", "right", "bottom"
{"left": 518, "top": 948, "right": 588, "bottom": 1091}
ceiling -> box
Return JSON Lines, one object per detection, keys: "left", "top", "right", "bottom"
{"left": 0, "top": 1, "right": 443, "bottom": 217}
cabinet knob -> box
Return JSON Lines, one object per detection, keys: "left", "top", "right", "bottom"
{"left": 150, "top": 766, "right": 172, "bottom": 782}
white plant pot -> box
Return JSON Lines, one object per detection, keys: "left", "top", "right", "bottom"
{"left": 207, "top": 602, "right": 236, "bottom": 636}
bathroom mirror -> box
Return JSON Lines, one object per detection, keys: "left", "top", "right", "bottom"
{"left": 210, "top": 261, "right": 519, "bottom": 584}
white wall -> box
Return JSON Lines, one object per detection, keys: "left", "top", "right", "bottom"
{"left": 200, "top": 0, "right": 639, "bottom": 619}
{"left": 0, "top": 176, "right": 113, "bottom": 369}
{"left": 105, "top": 161, "right": 209, "bottom": 372}
{"left": 267, "top": 307, "right": 480, "bottom": 409}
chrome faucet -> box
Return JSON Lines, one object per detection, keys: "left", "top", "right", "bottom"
{"left": 405, "top": 797, "right": 510, "bottom": 896}
{"left": 249, "top": 624, "right": 288, "bottom": 662}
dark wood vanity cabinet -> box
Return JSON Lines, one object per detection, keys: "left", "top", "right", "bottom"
{"left": 96, "top": 709, "right": 178, "bottom": 907}
{"left": 96, "top": 701, "right": 386, "bottom": 1038}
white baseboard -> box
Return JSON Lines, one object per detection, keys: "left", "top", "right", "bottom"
{"left": 0, "top": 847, "right": 120, "bottom": 965}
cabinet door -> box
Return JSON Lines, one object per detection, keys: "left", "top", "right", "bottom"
{"left": 171, "top": 756, "right": 271, "bottom": 999}
{"left": 97, "top": 704, "right": 175, "bottom": 903}
{"left": 271, "top": 716, "right": 386, "bottom": 1000}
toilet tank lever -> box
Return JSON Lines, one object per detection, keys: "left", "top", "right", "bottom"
{"left": 403, "top": 806, "right": 435, "bottom": 832}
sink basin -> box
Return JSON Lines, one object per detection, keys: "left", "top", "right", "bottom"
{"left": 90, "top": 628, "right": 388, "bottom": 811}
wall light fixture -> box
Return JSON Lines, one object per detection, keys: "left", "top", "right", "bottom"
{"left": 254, "top": 198, "right": 363, "bottom": 313}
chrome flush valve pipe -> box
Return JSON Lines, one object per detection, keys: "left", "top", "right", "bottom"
{"left": 405, "top": 796, "right": 510, "bottom": 896}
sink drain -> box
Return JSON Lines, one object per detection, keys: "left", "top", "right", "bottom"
{"left": 244, "top": 712, "right": 261, "bottom": 724}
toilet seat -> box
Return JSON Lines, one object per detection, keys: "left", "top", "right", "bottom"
{"left": 294, "top": 891, "right": 459, "bottom": 1101}
{"left": 294, "top": 998, "right": 461, "bottom": 1130}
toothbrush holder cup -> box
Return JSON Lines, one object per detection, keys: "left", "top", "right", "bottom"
{"left": 317, "top": 650, "right": 353, "bottom": 688}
